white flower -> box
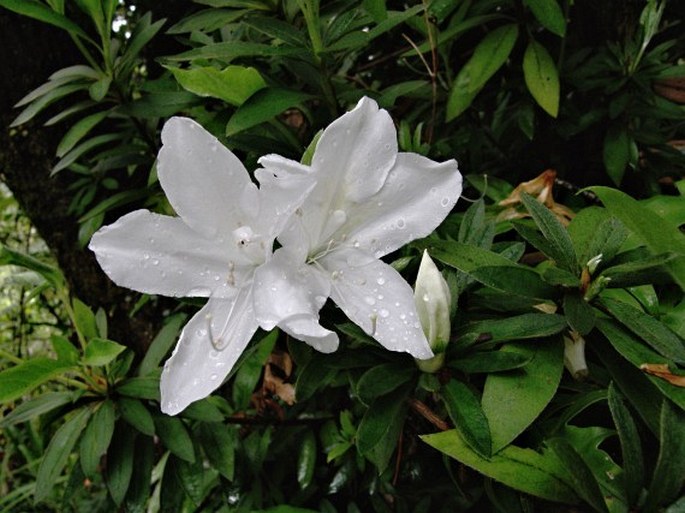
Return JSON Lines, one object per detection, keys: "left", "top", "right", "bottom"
{"left": 89, "top": 117, "right": 312, "bottom": 415}
{"left": 414, "top": 250, "right": 452, "bottom": 372}
{"left": 252, "top": 98, "right": 462, "bottom": 359}
{"left": 563, "top": 331, "right": 588, "bottom": 380}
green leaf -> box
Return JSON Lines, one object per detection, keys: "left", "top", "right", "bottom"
{"left": 598, "top": 297, "right": 685, "bottom": 364}
{"left": 600, "top": 252, "right": 677, "bottom": 288}
{"left": 165, "top": 41, "right": 307, "bottom": 62}
{"left": 449, "top": 351, "right": 533, "bottom": 373}
{"left": 523, "top": 40, "right": 560, "bottom": 117}
{"left": 11, "top": 83, "right": 87, "bottom": 127}
{"left": 169, "top": 65, "right": 266, "bottom": 106}
{"left": 569, "top": 211, "right": 628, "bottom": 267}
{"left": 0, "top": 244, "right": 64, "bottom": 287}
{"left": 563, "top": 292, "right": 595, "bottom": 335}
{"left": 464, "top": 313, "right": 567, "bottom": 343}
{"left": 226, "top": 87, "right": 312, "bottom": 135}
{"left": 422, "top": 430, "right": 578, "bottom": 503}
{"left": 197, "top": 422, "right": 236, "bottom": 480}
{"left": 607, "top": 383, "right": 644, "bottom": 506}
{"left": 547, "top": 437, "right": 609, "bottom": 512}
{"left": 167, "top": 8, "right": 246, "bottom": 34}
{"left": 297, "top": 430, "right": 317, "bottom": 489}
{"left": 356, "top": 362, "right": 415, "bottom": 405}
{"left": 35, "top": 407, "right": 92, "bottom": 503}
{"left": 82, "top": 338, "right": 127, "bottom": 366}
{"left": 181, "top": 398, "right": 224, "bottom": 422}
{"left": 603, "top": 126, "right": 632, "bottom": 185}
{"left": 442, "top": 379, "right": 491, "bottom": 457}
{"left": 118, "top": 398, "right": 155, "bottom": 436}
{"left": 51, "top": 335, "right": 80, "bottom": 364}
{"left": 0, "top": 0, "right": 91, "bottom": 41}
{"left": 363, "top": 0, "right": 387, "bottom": 21}
{"left": 138, "top": 314, "right": 186, "bottom": 376}
{"left": 106, "top": 422, "right": 136, "bottom": 506}
{"left": 446, "top": 24, "right": 519, "bottom": 120}
{"left": 588, "top": 187, "right": 685, "bottom": 289}
{"left": 88, "top": 75, "right": 111, "bottom": 101}
{"left": 643, "top": 401, "right": 685, "bottom": 512}
{"left": 176, "top": 453, "right": 205, "bottom": 506}
{"left": 596, "top": 319, "right": 685, "bottom": 411}
{"left": 72, "top": 297, "right": 98, "bottom": 340}
{"left": 123, "top": 436, "right": 154, "bottom": 513}
{"left": 482, "top": 340, "right": 564, "bottom": 452}
{"left": 56, "top": 110, "right": 110, "bottom": 157}
{"left": 429, "top": 239, "right": 555, "bottom": 299}
{"left": 154, "top": 415, "right": 195, "bottom": 463}
{"left": 232, "top": 330, "right": 277, "bottom": 409}
{"left": 0, "top": 391, "right": 75, "bottom": 427}
{"left": 524, "top": 0, "right": 566, "bottom": 36}
{"left": 80, "top": 400, "right": 116, "bottom": 477}
{"left": 357, "top": 384, "right": 411, "bottom": 473}
{"left": 116, "top": 376, "right": 161, "bottom": 401}
{"left": 520, "top": 193, "right": 576, "bottom": 273}
{"left": 0, "top": 357, "right": 73, "bottom": 403}
{"left": 118, "top": 13, "right": 166, "bottom": 75}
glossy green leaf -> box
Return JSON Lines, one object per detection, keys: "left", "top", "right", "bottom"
{"left": 356, "top": 362, "right": 415, "bottom": 405}
{"left": 569, "top": 211, "right": 628, "bottom": 267}
{"left": 106, "top": 422, "right": 136, "bottom": 506}
{"left": 603, "top": 126, "right": 632, "bottom": 186}
{"left": 116, "top": 376, "right": 161, "bottom": 401}
{"left": 198, "top": 422, "right": 236, "bottom": 480}
{"left": 0, "top": 244, "right": 65, "bottom": 287}
{"left": 226, "top": 87, "right": 312, "bottom": 135}
{"left": 51, "top": 335, "right": 80, "bottom": 364}
{"left": 80, "top": 400, "right": 116, "bottom": 477}
{"left": 169, "top": 65, "right": 266, "bottom": 106}
{"left": 88, "top": 75, "right": 111, "bottom": 101}
{"left": 464, "top": 313, "right": 567, "bottom": 343}
{"left": 422, "top": 429, "right": 578, "bottom": 503}
{"left": 524, "top": 0, "right": 566, "bottom": 36}
{"left": 442, "top": 379, "right": 491, "bottom": 457}
{"left": 547, "top": 437, "right": 609, "bottom": 512}
{"left": 56, "top": 110, "right": 110, "bottom": 157}
{"left": 118, "top": 13, "right": 166, "bottom": 75}
{"left": 123, "top": 436, "right": 154, "bottom": 513}
{"left": 596, "top": 319, "right": 685, "bottom": 411}
{"left": 0, "top": 357, "right": 73, "bottom": 403}
{"left": 35, "top": 407, "right": 92, "bottom": 502}
{"left": 0, "top": 0, "right": 91, "bottom": 41}
{"left": 482, "top": 340, "right": 564, "bottom": 452}
{"left": 607, "top": 383, "right": 644, "bottom": 506}
{"left": 520, "top": 193, "right": 576, "bottom": 272}
{"left": 176, "top": 453, "right": 205, "bottom": 506}
{"left": 589, "top": 187, "right": 685, "bottom": 289}
{"left": 233, "top": 330, "right": 278, "bottom": 409}
{"left": 0, "top": 391, "right": 75, "bottom": 427}
{"left": 563, "top": 292, "right": 595, "bottom": 335}
{"left": 11, "top": 83, "right": 87, "bottom": 127}
{"left": 643, "top": 401, "right": 685, "bottom": 512}
{"left": 449, "top": 350, "right": 533, "bottom": 373}
{"left": 181, "top": 398, "right": 224, "bottom": 422}
{"left": 297, "top": 431, "right": 317, "bottom": 489}
{"left": 167, "top": 8, "right": 246, "bottom": 34}
{"left": 357, "top": 384, "right": 410, "bottom": 473}
{"left": 118, "top": 397, "right": 155, "bottom": 436}
{"left": 154, "top": 415, "right": 195, "bottom": 463}
{"left": 429, "top": 240, "right": 555, "bottom": 299}
{"left": 82, "top": 338, "right": 127, "bottom": 366}
{"left": 600, "top": 252, "right": 677, "bottom": 288}
{"left": 446, "top": 24, "right": 519, "bottom": 120}
{"left": 138, "top": 314, "right": 186, "bottom": 376}
{"left": 522, "top": 40, "right": 560, "bottom": 117}
{"left": 598, "top": 297, "right": 685, "bottom": 363}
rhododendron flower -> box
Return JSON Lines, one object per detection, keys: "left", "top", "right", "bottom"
{"left": 89, "top": 117, "right": 312, "bottom": 415}
{"left": 253, "top": 98, "right": 462, "bottom": 359}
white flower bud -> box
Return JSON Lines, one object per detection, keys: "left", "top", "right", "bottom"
{"left": 563, "top": 331, "right": 588, "bottom": 380}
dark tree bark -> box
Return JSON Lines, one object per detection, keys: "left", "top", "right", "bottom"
{"left": 0, "top": 11, "right": 159, "bottom": 352}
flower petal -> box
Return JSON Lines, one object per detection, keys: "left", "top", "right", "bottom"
{"left": 160, "top": 291, "right": 258, "bottom": 415}
{"left": 344, "top": 153, "right": 462, "bottom": 258}
{"left": 298, "top": 98, "right": 398, "bottom": 245}
{"left": 89, "top": 210, "right": 240, "bottom": 297}
{"left": 158, "top": 117, "right": 253, "bottom": 239}
{"left": 321, "top": 247, "right": 433, "bottom": 359}
{"left": 253, "top": 248, "right": 337, "bottom": 353}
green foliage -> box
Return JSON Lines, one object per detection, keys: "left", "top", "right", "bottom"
{"left": 1, "top": 0, "right": 685, "bottom": 511}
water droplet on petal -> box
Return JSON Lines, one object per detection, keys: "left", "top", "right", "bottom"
{"left": 365, "top": 296, "right": 376, "bottom": 306}
{"left": 441, "top": 197, "right": 450, "bottom": 207}
{"left": 422, "top": 293, "right": 430, "bottom": 302}
{"left": 210, "top": 374, "right": 218, "bottom": 381}
{"left": 151, "top": 259, "right": 159, "bottom": 266}
{"left": 379, "top": 309, "right": 389, "bottom": 318}
{"left": 376, "top": 277, "right": 386, "bottom": 285}
{"left": 143, "top": 253, "right": 150, "bottom": 260}
{"left": 397, "top": 218, "right": 406, "bottom": 229}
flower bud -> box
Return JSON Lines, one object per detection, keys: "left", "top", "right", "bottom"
{"left": 563, "top": 331, "right": 588, "bottom": 380}
{"left": 414, "top": 250, "right": 452, "bottom": 372}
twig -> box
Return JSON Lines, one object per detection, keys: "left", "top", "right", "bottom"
{"left": 407, "top": 398, "right": 449, "bottom": 431}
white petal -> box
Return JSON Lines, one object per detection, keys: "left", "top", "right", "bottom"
{"left": 160, "top": 291, "right": 258, "bottom": 415}
{"left": 253, "top": 249, "right": 337, "bottom": 352}
{"left": 254, "top": 154, "right": 316, "bottom": 240}
{"left": 298, "top": 98, "right": 398, "bottom": 245}
{"left": 158, "top": 117, "right": 253, "bottom": 239}
{"left": 345, "top": 153, "right": 462, "bottom": 258}
{"left": 89, "top": 210, "right": 241, "bottom": 298}
{"left": 414, "top": 250, "right": 452, "bottom": 350}
{"left": 321, "top": 247, "right": 433, "bottom": 359}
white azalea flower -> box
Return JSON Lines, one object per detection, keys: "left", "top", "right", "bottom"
{"left": 253, "top": 98, "right": 463, "bottom": 360}
{"left": 89, "top": 117, "right": 312, "bottom": 415}
{"left": 414, "top": 250, "right": 452, "bottom": 373}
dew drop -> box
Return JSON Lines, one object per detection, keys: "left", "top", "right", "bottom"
{"left": 377, "top": 294, "right": 384, "bottom": 300}
{"left": 151, "top": 258, "right": 160, "bottom": 266}
{"left": 210, "top": 374, "right": 218, "bottom": 381}
{"left": 441, "top": 197, "right": 450, "bottom": 207}
{"left": 365, "top": 296, "right": 376, "bottom": 306}
{"left": 143, "top": 253, "right": 150, "bottom": 260}
{"left": 379, "top": 309, "right": 389, "bottom": 318}
{"left": 397, "top": 218, "right": 406, "bottom": 229}
{"left": 422, "top": 293, "right": 430, "bottom": 302}
{"left": 430, "top": 187, "right": 438, "bottom": 195}
{"left": 376, "top": 276, "right": 386, "bottom": 285}
{"left": 209, "top": 350, "right": 219, "bottom": 359}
